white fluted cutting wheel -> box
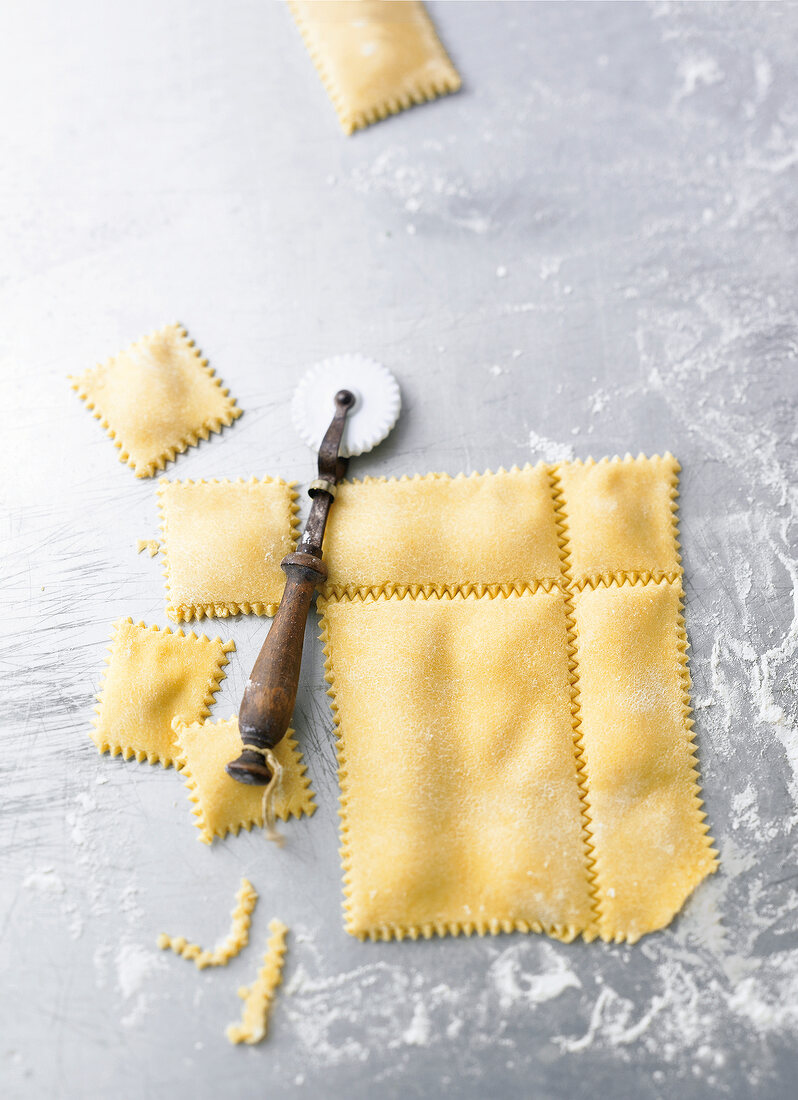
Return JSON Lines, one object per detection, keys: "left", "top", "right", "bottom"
{"left": 291, "top": 354, "right": 401, "bottom": 458}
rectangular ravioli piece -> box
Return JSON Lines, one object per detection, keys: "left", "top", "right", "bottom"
{"left": 553, "top": 453, "right": 681, "bottom": 587}
{"left": 288, "top": 0, "right": 461, "bottom": 135}
{"left": 320, "top": 589, "right": 595, "bottom": 941}
{"left": 323, "top": 466, "right": 562, "bottom": 596}
{"left": 573, "top": 577, "right": 717, "bottom": 942}
{"left": 158, "top": 477, "right": 299, "bottom": 621}
{"left": 90, "top": 618, "right": 234, "bottom": 767}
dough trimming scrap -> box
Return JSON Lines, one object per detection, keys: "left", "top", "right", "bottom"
{"left": 226, "top": 919, "right": 289, "bottom": 1045}
{"left": 158, "top": 878, "right": 258, "bottom": 969}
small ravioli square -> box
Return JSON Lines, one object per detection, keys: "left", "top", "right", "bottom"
{"left": 158, "top": 477, "right": 300, "bottom": 622}
{"left": 70, "top": 324, "right": 241, "bottom": 477}
{"left": 554, "top": 454, "right": 681, "bottom": 585}
{"left": 320, "top": 589, "right": 595, "bottom": 941}
{"left": 323, "top": 465, "right": 562, "bottom": 595}
{"left": 573, "top": 577, "right": 717, "bottom": 942}
{"left": 174, "top": 717, "right": 316, "bottom": 843}
{"left": 90, "top": 618, "right": 234, "bottom": 767}
{"left": 289, "top": 0, "right": 460, "bottom": 135}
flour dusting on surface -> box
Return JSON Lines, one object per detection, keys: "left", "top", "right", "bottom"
{"left": 527, "top": 429, "right": 575, "bottom": 463}
{"left": 116, "top": 943, "right": 165, "bottom": 1028}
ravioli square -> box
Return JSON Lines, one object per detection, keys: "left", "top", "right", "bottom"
{"left": 553, "top": 454, "right": 681, "bottom": 585}
{"left": 174, "top": 717, "right": 316, "bottom": 844}
{"left": 158, "top": 477, "right": 300, "bottom": 621}
{"left": 323, "top": 465, "right": 563, "bottom": 596}
{"left": 319, "top": 589, "right": 595, "bottom": 941}
{"left": 288, "top": 0, "right": 461, "bottom": 135}
{"left": 70, "top": 324, "right": 241, "bottom": 477}
{"left": 90, "top": 618, "right": 234, "bottom": 767}
{"left": 572, "top": 577, "right": 717, "bottom": 943}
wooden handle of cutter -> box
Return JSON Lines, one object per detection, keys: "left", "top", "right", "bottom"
{"left": 227, "top": 551, "right": 327, "bottom": 785}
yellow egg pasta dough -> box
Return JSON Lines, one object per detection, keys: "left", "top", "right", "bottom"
{"left": 70, "top": 324, "right": 241, "bottom": 477}
{"left": 173, "top": 716, "right": 316, "bottom": 844}
{"left": 158, "top": 476, "right": 299, "bottom": 622}
{"left": 90, "top": 618, "right": 234, "bottom": 768}
{"left": 226, "top": 920, "right": 288, "bottom": 1045}
{"left": 319, "top": 455, "right": 717, "bottom": 944}
{"left": 158, "top": 878, "right": 258, "bottom": 969}
{"left": 288, "top": 0, "right": 461, "bottom": 135}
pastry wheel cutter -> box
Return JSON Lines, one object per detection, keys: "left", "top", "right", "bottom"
{"left": 226, "top": 354, "right": 401, "bottom": 792}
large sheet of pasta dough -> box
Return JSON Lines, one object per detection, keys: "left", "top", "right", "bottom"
{"left": 319, "top": 456, "right": 717, "bottom": 943}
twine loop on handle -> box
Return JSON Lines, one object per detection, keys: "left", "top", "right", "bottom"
{"left": 241, "top": 744, "right": 284, "bottom": 846}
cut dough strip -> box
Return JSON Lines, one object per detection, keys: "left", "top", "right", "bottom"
{"left": 157, "top": 878, "right": 258, "bottom": 969}
{"left": 226, "top": 920, "right": 288, "bottom": 1045}
{"left": 136, "top": 539, "right": 161, "bottom": 558}
{"left": 549, "top": 464, "right": 601, "bottom": 942}
{"left": 321, "top": 455, "right": 684, "bottom": 597}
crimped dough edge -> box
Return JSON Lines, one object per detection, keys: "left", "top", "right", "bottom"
{"left": 319, "top": 453, "right": 718, "bottom": 944}
{"left": 90, "top": 617, "right": 234, "bottom": 768}
{"left": 157, "top": 878, "right": 258, "bottom": 968}
{"left": 69, "top": 323, "right": 242, "bottom": 478}
{"left": 157, "top": 476, "right": 300, "bottom": 623}
{"left": 226, "top": 919, "right": 288, "bottom": 1045}
{"left": 172, "top": 716, "right": 316, "bottom": 844}
{"left": 321, "top": 456, "right": 682, "bottom": 599}
{"left": 287, "top": 0, "right": 461, "bottom": 135}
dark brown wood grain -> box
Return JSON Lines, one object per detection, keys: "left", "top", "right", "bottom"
{"left": 227, "top": 551, "right": 327, "bottom": 785}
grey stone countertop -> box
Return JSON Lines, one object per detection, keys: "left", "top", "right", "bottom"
{"left": 2, "top": 2, "right": 797, "bottom": 1097}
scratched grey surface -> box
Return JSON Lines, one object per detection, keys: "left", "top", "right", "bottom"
{"left": 2, "top": 2, "right": 798, "bottom": 1097}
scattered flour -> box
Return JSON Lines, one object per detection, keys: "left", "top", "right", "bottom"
{"left": 116, "top": 943, "right": 165, "bottom": 1029}
{"left": 116, "top": 943, "right": 162, "bottom": 1000}
{"left": 22, "top": 865, "right": 82, "bottom": 938}
{"left": 93, "top": 944, "right": 113, "bottom": 990}
{"left": 490, "top": 943, "right": 581, "bottom": 1010}
{"left": 672, "top": 55, "right": 724, "bottom": 106}
{"left": 402, "top": 1001, "right": 432, "bottom": 1047}
{"left": 23, "top": 868, "right": 65, "bottom": 894}
{"left": 587, "top": 388, "right": 611, "bottom": 416}
{"left": 539, "top": 257, "right": 562, "bottom": 281}
{"left": 527, "top": 429, "right": 575, "bottom": 463}
{"left": 350, "top": 145, "right": 495, "bottom": 235}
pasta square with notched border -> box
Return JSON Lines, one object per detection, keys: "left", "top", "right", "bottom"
{"left": 158, "top": 477, "right": 300, "bottom": 622}
{"left": 70, "top": 324, "right": 241, "bottom": 477}
{"left": 173, "top": 716, "right": 316, "bottom": 844}
{"left": 320, "top": 589, "right": 596, "bottom": 941}
{"left": 90, "top": 618, "right": 234, "bottom": 767}
{"left": 288, "top": 0, "right": 461, "bottom": 135}
{"left": 552, "top": 453, "right": 681, "bottom": 587}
